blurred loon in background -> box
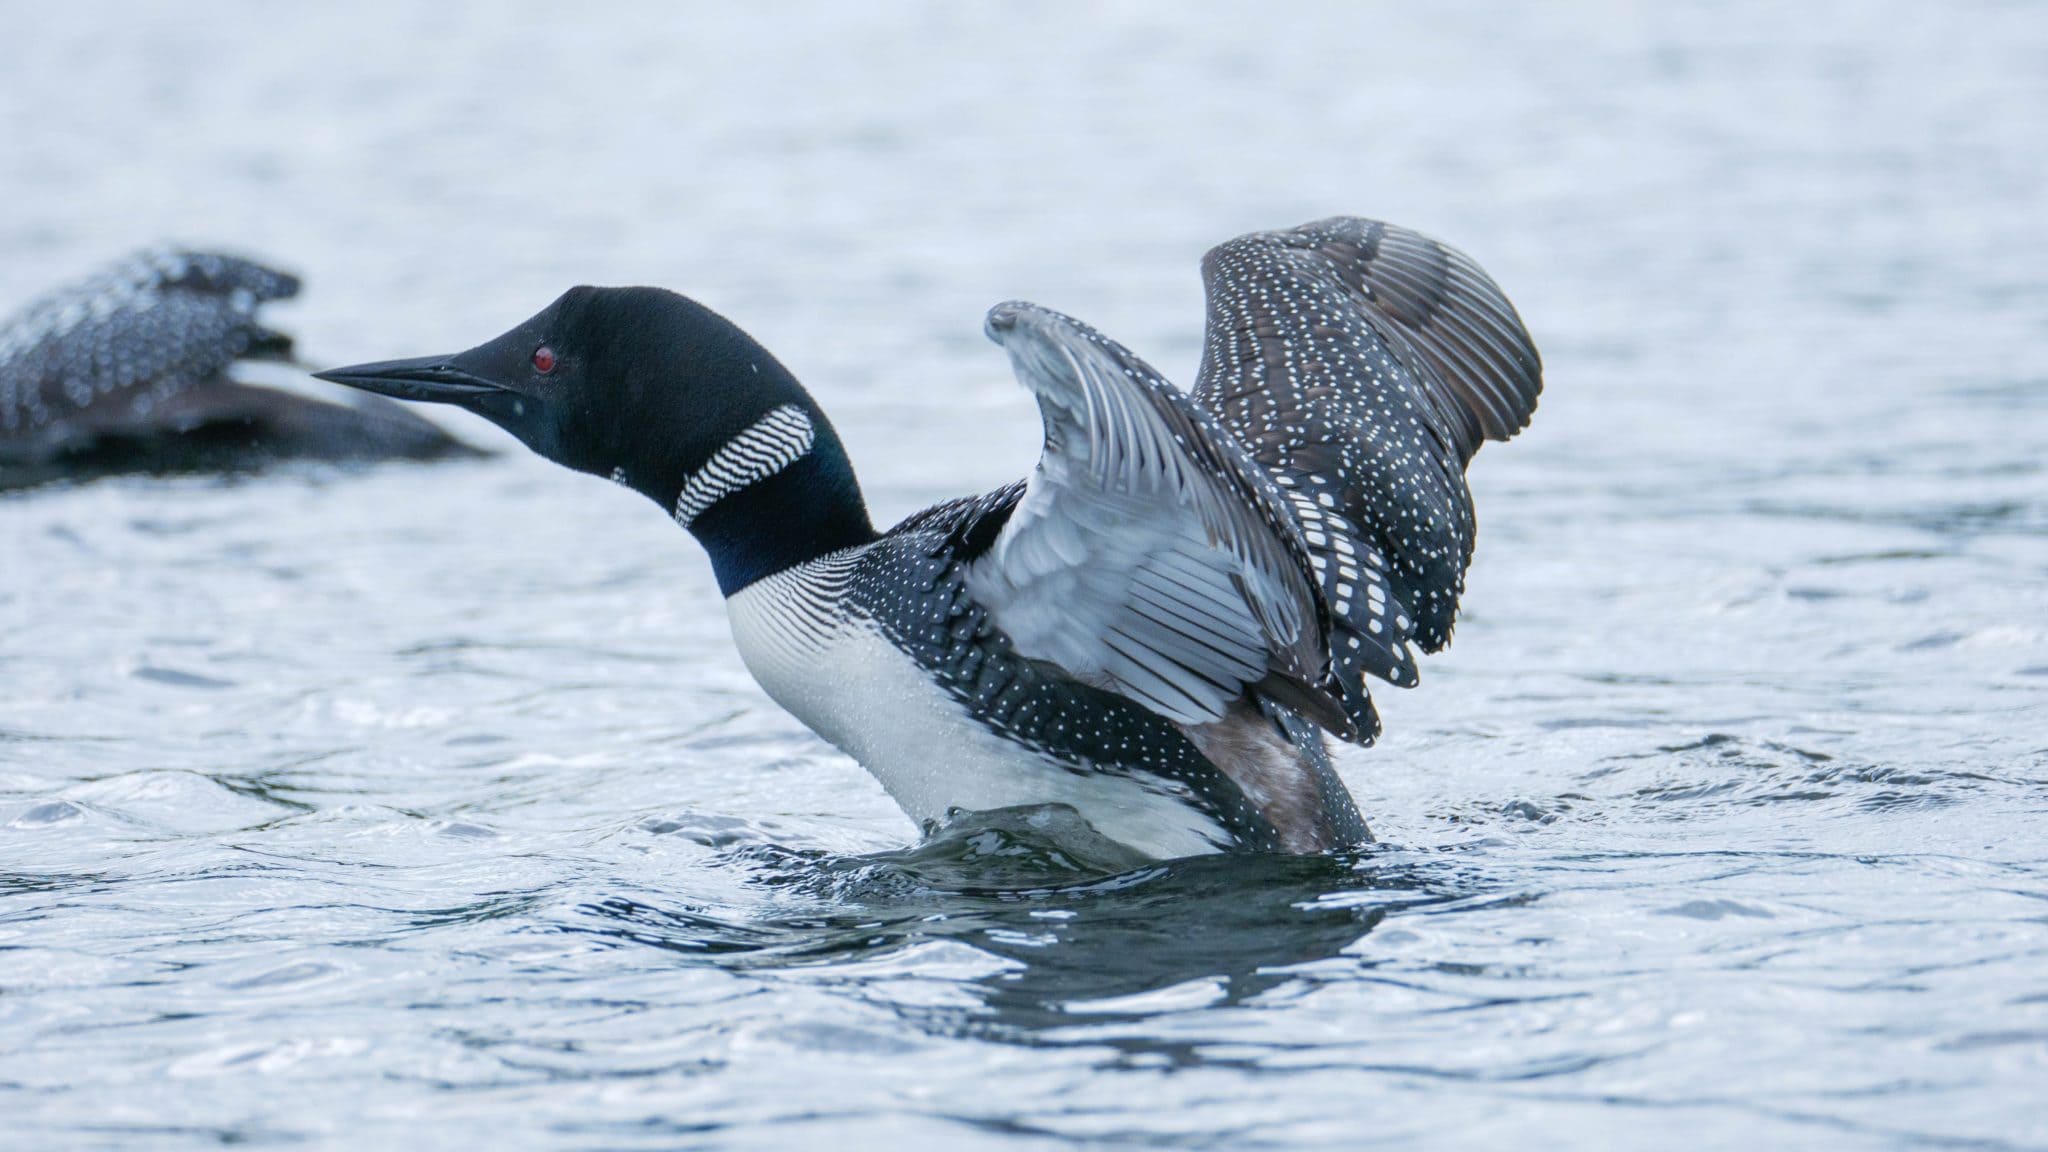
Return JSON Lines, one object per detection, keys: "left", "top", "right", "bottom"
{"left": 0, "top": 248, "right": 478, "bottom": 490}
{"left": 319, "top": 218, "right": 1541, "bottom": 858}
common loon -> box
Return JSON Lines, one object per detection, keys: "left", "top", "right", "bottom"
{"left": 319, "top": 218, "right": 1541, "bottom": 857}
{"left": 0, "top": 248, "right": 478, "bottom": 489}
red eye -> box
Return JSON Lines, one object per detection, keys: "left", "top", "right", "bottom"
{"left": 532, "top": 346, "right": 557, "bottom": 374}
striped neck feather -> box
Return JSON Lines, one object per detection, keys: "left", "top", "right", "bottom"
{"left": 673, "top": 403, "right": 875, "bottom": 597}
{"left": 673, "top": 404, "right": 817, "bottom": 527}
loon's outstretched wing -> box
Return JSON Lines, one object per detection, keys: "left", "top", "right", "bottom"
{"left": 966, "top": 301, "right": 1359, "bottom": 739}
{"left": 1192, "top": 217, "right": 1542, "bottom": 737}
{"left": 0, "top": 249, "right": 300, "bottom": 455}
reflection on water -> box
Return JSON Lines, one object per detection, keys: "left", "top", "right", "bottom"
{"left": 4, "top": 1, "right": 2047, "bottom": 1147}
{"left": 579, "top": 807, "right": 1431, "bottom": 1041}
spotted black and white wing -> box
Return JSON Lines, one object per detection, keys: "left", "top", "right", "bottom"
{"left": 1193, "top": 217, "right": 1542, "bottom": 737}
{"left": 968, "top": 301, "right": 1357, "bottom": 739}
{"left": 0, "top": 249, "right": 300, "bottom": 454}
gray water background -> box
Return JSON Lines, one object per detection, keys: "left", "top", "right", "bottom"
{"left": 2, "top": 2, "right": 2045, "bottom": 1147}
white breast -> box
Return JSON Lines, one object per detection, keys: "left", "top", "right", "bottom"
{"left": 724, "top": 554, "right": 1230, "bottom": 859}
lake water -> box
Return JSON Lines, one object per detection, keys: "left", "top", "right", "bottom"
{"left": 3, "top": 2, "right": 2045, "bottom": 1147}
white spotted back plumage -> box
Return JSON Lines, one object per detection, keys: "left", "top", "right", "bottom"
{"left": 0, "top": 249, "right": 299, "bottom": 438}
{"left": 965, "top": 218, "right": 1541, "bottom": 750}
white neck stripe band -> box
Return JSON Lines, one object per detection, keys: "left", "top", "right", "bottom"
{"left": 674, "top": 404, "right": 817, "bottom": 527}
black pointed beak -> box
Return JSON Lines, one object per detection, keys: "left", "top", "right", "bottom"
{"left": 313, "top": 355, "right": 508, "bottom": 405}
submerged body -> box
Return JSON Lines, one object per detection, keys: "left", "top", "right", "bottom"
{"left": 0, "top": 249, "right": 476, "bottom": 490}
{"left": 320, "top": 217, "right": 1542, "bottom": 856}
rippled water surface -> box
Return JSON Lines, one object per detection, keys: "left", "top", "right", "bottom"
{"left": 4, "top": 2, "right": 2046, "bottom": 1147}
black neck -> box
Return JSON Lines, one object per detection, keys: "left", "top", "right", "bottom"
{"left": 557, "top": 290, "right": 878, "bottom": 595}
{"left": 679, "top": 426, "right": 877, "bottom": 595}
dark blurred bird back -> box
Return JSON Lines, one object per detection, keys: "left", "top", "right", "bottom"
{"left": 0, "top": 248, "right": 480, "bottom": 489}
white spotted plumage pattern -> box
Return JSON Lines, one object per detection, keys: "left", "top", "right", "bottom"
{"left": 725, "top": 519, "right": 1265, "bottom": 858}
{"left": 1193, "top": 217, "right": 1542, "bottom": 738}
{"left": 0, "top": 249, "right": 299, "bottom": 439}
{"left": 971, "top": 301, "right": 1345, "bottom": 735}
{"left": 959, "top": 219, "right": 1540, "bottom": 749}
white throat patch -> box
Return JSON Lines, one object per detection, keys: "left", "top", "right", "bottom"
{"left": 673, "top": 404, "right": 817, "bottom": 527}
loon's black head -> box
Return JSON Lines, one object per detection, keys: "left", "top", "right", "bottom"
{"left": 317, "top": 286, "right": 875, "bottom": 593}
